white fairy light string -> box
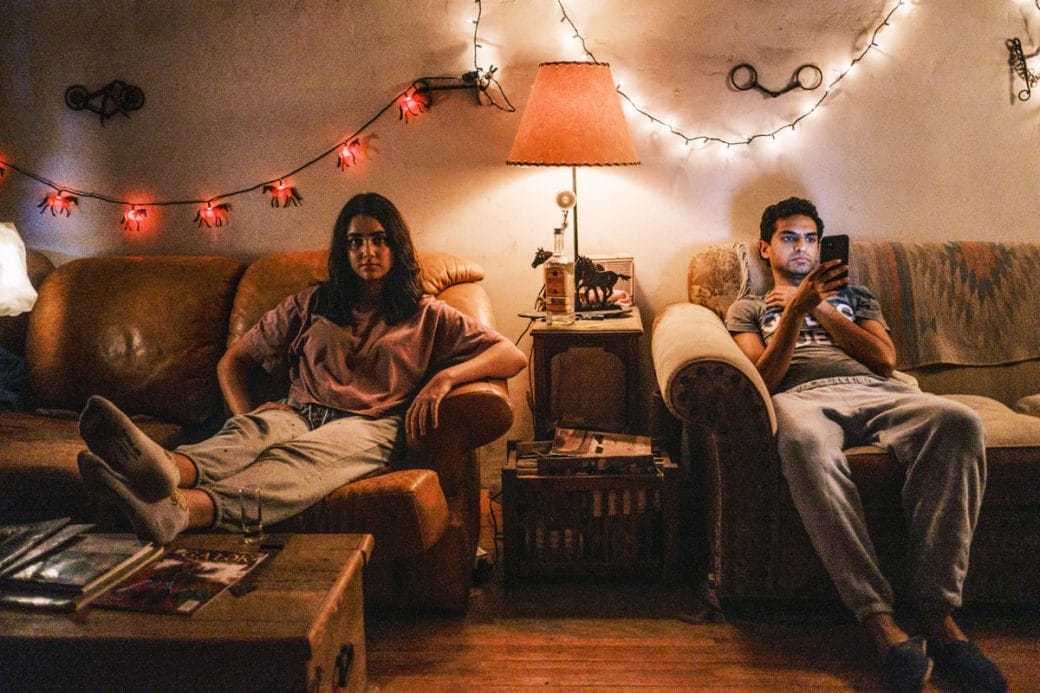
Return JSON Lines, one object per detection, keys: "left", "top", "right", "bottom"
{"left": 556, "top": 0, "right": 908, "bottom": 148}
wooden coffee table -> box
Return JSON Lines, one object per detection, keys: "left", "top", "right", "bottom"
{"left": 0, "top": 533, "right": 373, "bottom": 692}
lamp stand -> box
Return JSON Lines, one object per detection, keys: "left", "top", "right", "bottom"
{"left": 570, "top": 165, "right": 580, "bottom": 262}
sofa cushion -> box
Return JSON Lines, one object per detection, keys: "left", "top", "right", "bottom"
{"left": 227, "top": 251, "right": 328, "bottom": 346}
{"left": 841, "top": 395, "right": 1040, "bottom": 512}
{"left": 943, "top": 395, "right": 1040, "bottom": 508}
{"left": 1014, "top": 394, "right": 1040, "bottom": 418}
{"left": 26, "top": 256, "right": 246, "bottom": 423}
{"left": 942, "top": 394, "right": 1040, "bottom": 447}
{"left": 0, "top": 410, "right": 185, "bottom": 522}
{"left": 908, "top": 359, "right": 1040, "bottom": 410}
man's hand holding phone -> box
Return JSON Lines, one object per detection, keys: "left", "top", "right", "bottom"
{"left": 820, "top": 234, "right": 850, "bottom": 285}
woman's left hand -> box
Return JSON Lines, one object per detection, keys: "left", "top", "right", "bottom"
{"left": 406, "top": 371, "right": 453, "bottom": 440}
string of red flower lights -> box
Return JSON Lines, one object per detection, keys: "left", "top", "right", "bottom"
{"left": 0, "top": 81, "right": 471, "bottom": 232}
{"left": 0, "top": 1, "right": 510, "bottom": 234}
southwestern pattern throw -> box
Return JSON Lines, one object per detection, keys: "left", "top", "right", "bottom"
{"left": 850, "top": 242, "right": 1040, "bottom": 369}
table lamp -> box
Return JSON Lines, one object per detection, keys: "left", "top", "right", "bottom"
{"left": 506, "top": 61, "right": 639, "bottom": 298}
{"left": 0, "top": 222, "right": 37, "bottom": 317}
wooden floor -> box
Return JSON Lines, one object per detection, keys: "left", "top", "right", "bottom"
{"left": 365, "top": 494, "right": 1039, "bottom": 691}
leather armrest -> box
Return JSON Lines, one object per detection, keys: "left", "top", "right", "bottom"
{"left": 273, "top": 468, "right": 448, "bottom": 559}
{"left": 406, "top": 378, "right": 512, "bottom": 497}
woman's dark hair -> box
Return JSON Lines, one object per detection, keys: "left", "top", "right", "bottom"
{"left": 759, "top": 197, "right": 825, "bottom": 243}
{"left": 315, "top": 192, "right": 424, "bottom": 325}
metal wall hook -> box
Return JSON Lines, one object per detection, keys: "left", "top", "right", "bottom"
{"left": 729, "top": 63, "right": 823, "bottom": 98}
{"left": 1007, "top": 37, "right": 1037, "bottom": 102}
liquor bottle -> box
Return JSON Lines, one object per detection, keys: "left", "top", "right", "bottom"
{"left": 543, "top": 225, "right": 575, "bottom": 325}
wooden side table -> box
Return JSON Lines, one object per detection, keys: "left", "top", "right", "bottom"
{"left": 530, "top": 307, "right": 643, "bottom": 440}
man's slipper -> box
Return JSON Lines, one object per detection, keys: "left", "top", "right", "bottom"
{"left": 881, "top": 635, "right": 932, "bottom": 692}
{"left": 930, "top": 640, "right": 1007, "bottom": 692}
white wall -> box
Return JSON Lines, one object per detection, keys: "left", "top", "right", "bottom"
{"left": 2, "top": 1, "right": 1038, "bottom": 474}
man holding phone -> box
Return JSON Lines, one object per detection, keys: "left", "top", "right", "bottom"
{"left": 724, "top": 197, "right": 1005, "bottom": 692}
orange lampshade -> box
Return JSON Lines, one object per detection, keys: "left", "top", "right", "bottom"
{"left": 507, "top": 62, "right": 640, "bottom": 167}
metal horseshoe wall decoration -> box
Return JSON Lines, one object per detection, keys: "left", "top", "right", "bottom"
{"left": 728, "top": 63, "right": 823, "bottom": 98}
{"left": 64, "top": 80, "right": 145, "bottom": 126}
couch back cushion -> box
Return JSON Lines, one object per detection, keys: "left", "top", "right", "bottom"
{"left": 687, "top": 241, "right": 1040, "bottom": 407}
{"left": 26, "top": 256, "right": 246, "bottom": 422}
{"left": 227, "top": 249, "right": 488, "bottom": 403}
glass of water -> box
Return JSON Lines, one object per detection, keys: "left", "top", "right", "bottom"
{"left": 238, "top": 486, "right": 264, "bottom": 543}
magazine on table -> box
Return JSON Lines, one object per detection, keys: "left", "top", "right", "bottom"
{"left": 549, "top": 427, "right": 652, "bottom": 459}
{"left": 92, "top": 546, "right": 268, "bottom": 616}
{"left": 0, "top": 523, "right": 95, "bottom": 578}
{"left": 0, "top": 533, "right": 162, "bottom": 611}
{"left": 541, "top": 427, "right": 656, "bottom": 475}
{"left": 0, "top": 517, "right": 73, "bottom": 574}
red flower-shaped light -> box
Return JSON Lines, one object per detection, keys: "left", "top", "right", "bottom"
{"left": 194, "top": 202, "right": 232, "bottom": 228}
{"left": 337, "top": 140, "right": 362, "bottom": 170}
{"left": 37, "top": 191, "right": 78, "bottom": 217}
{"left": 263, "top": 181, "right": 302, "bottom": 208}
{"left": 399, "top": 86, "right": 430, "bottom": 122}
{"left": 122, "top": 206, "right": 148, "bottom": 232}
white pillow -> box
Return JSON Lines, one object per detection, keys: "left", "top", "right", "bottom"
{"left": 0, "top": 222, "right": 37, "bottom": 317}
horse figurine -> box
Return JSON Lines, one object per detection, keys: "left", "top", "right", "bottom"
{"left": 531, "top": 249, "right": 630, "bottom": 309}
{"left": 531, "top": 248, "right": 552, "bottom": 268}
{"left": 575, "top": 256, "right": 630, "bottom": 308}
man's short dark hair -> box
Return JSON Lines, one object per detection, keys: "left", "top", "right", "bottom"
{"left": 759, "top": 197, "right": 825, "bottom": 243}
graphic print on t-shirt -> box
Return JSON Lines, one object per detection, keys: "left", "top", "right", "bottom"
{"left": 759, "top": 296, "right": 856, "bottom": 347}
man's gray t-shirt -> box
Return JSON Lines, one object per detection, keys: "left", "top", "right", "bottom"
{"left": 725, "top": 285, "right": 890, "bottom": 393}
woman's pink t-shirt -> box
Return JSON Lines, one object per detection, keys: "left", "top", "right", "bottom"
{"left": 243, "top": 287, "right": 507, "bottom": 417}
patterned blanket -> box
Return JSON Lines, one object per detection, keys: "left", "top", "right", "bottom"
{"left": 850, "top": 242, "right": 1040, "bottom": 369}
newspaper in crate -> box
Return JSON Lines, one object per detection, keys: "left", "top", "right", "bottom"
{"left": 541, "top": 427, "right": 655, "bottom": 475}
{"left": 92, "top": 546, "right": 267, "bottom": 616}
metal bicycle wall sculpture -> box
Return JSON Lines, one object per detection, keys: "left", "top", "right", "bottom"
{"left": 64, "top": 80, "right": 145, "bottom": 125}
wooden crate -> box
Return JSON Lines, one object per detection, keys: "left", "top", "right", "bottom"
{"left": 502, "top": 440, "right": 679, "bottom": 582}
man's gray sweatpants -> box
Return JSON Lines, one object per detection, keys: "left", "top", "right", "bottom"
{"left": 773, "top": 376, "right": 985, "bottom": 622}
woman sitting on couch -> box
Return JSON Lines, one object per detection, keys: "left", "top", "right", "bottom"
{"left": 77, "top": 192, "right": 527, "bottom": 545}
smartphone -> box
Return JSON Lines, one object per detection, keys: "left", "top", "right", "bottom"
{"left": 820, "top": 234, "right": 849, "bottom": 282}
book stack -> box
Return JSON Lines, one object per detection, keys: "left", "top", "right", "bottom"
{"left": 515, "top": 428, "right": 657, "bottom": 476}
{"left": 0, "top": 518, "right": 162, "bottom": 612}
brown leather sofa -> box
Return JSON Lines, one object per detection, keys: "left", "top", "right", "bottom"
{"left": 652, "top": 241, "right": 1040, "bottom": 609}
{"left": 0, "top": 248, "right": 514, "bottom": 612}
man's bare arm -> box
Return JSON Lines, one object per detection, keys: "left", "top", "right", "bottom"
{"left": 732, "top": 307, "right": 805, "bottom": 393}
{"left": 811, "top": 308, "right": 896, "bottom": 377}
